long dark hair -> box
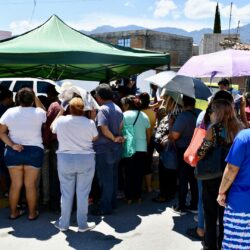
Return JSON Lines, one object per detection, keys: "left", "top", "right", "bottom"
{"left": 212, "top": 99, "right": 244, "bottom": 143}
{"left": 121, "top": 95, "right": 141, "bottom": 111}
{"left": 138, "top": 92, "right": 150, "bottom": 109}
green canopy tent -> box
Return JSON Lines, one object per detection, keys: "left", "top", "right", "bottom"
{"left": 0, "top": 15, "right": 170, "bottom": 81}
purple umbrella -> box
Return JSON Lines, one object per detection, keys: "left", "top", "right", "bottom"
{"left": 177, "top": 49, "right": 250, "bottom": 78}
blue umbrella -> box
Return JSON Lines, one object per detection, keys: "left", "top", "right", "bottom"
{"left": 162, "top": 75, "right": 212, "bottom": 100}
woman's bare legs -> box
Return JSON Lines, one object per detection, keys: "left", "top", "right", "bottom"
{"left": 8, "top": 166, "right": 24, "bottom": 218}
{"left": 24, "top": 165, "right": 40, "bottom": 219}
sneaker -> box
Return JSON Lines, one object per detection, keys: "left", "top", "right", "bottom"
{"left": 78, "top": 222, "right": 96, "bottom": 233}
{"left": 186, "top": 205, "right": 198, "bottom": 214}
{"left": 171, "top": 205, "right": 187, "bottom": 215}
{"left": 54, "top": 221, "right": 68, "bottom": 232}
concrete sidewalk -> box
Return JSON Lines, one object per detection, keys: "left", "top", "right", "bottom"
{"left": 0, "top": 192, "right": 202, "bottom": 250}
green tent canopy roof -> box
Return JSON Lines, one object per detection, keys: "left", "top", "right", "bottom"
{"left": 0, "top": 15, "right": 170, "bottom": 81}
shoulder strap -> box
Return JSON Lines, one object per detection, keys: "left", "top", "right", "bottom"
{"left": 133, "top": 111, "right": 140, "bottom": 126}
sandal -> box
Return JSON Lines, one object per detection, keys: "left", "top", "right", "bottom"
{"left": 8, "top": 210, "right": 25, "bottom": 220}
{"left": 186, "top": 227, "right": 204, "bottom": 240}
{"left": 28, "top": 211, "right": 39, "bottom": 221}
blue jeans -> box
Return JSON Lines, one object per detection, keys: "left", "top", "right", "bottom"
{"left": 57, "top": 153, "right": 95, "bottom": 229}
{"left": 95, "top": 147, "right": 122, "bottom": 213}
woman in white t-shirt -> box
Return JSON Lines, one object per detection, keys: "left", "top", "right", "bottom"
{"left": 51, "top": 97, "right": 98, "bottom": 232}
{"left": 0, "top": 88, "right": 46, "bottom": 220}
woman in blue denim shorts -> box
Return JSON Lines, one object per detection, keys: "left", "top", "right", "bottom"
{"left": 0, "top": 88, "right": 46, "bottom": 220}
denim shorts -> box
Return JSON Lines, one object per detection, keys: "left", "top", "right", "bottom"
{"left": 4, "top": 145, "right": 44, "bottom": 168}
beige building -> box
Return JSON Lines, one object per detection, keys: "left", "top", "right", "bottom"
{"left": 199, "top": 33, "right": 239, "bottom": 55}
{"left": 92, "top": 30, "right": 193, "bottom": 67}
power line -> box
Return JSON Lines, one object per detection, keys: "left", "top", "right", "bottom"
{"left": 29, "top": 0, "right": 37, "bottom": 24}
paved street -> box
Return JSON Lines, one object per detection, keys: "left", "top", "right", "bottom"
{"left": 0, "top": 193, "right": 202, "bottom": 250}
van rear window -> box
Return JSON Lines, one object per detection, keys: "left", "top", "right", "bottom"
{"left": 0, "top": 80, "right": 12, "bottom": 89}
{"left": 13, "top": 81, "right": 33, "bottom": 92}
{"left": 37, "top": 81, "right": 52, "bottom": 94}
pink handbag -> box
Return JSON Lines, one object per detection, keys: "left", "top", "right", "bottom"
{"left": 184, "top": 127, "right": 206, "bottom": 167}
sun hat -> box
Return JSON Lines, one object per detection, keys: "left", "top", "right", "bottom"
{"left": 55, "top": 81, "right": 73, "bottom": 94}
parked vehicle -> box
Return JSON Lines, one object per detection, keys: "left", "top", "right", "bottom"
{"left": 0, "top": 78, "right": 56, "bottom": 96}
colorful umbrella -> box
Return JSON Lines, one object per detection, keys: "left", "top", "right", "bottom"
{"left": 144, "top": 71, "right": 177, "bottom": 87}
{"left": 177, "top": 49, "right": 250, "bottom": 78}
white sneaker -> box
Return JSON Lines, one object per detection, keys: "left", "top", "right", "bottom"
{"left": 54, "top": 222, "right": 68, "bottom": 232}
{"left": 78, "top": 222, "right": 96, "bottom": 233}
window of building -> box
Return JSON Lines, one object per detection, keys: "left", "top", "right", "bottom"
{"left": 118, "top": 38, "right": 131, "bottom": 47}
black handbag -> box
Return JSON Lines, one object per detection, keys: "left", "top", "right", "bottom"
{"left": 195, "top": 126, "right": 229, "bottom": 180}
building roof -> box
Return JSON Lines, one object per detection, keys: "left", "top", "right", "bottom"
{"left": 92, "top": 29, "right": 193, "bottom": 41}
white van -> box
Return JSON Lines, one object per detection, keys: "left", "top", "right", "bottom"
{"left": 0, "top": 78, "right": 56, "bottom": 96}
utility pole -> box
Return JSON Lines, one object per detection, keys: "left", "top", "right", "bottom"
{"left": 228, "top": 2, "right": 233, "bottom": 38}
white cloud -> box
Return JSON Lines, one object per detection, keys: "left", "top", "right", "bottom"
{"left": 9, "top": 20, "right": 42, "bottom": 35}
{"left": 153, "top": 0, "right": 177, "bottom": 18}
{"left": 184, "top": 0, "right": 250, "bottom": 27}
{"left": 172, "top": 10, "right": 181, "bottom": 20}
{"left": 184, "top": 0, "right": 217, "bottom": 19}
{"left": 221, "top": 3, "right": 250, "bottom": 26}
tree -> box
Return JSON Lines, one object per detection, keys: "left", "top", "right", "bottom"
{"left": 213, "top": 2, "right": 221, "bottom": 33}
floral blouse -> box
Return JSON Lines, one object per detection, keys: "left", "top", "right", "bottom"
{"left": 154, "top": 106, "right": 182, "bottom": 145}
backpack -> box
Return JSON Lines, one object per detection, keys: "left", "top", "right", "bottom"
{"left": 122, "top": 111, "right": 140, "bottom": 158}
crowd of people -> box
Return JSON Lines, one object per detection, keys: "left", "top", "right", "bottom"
{"left": 0, "top": 78, "right": 250, "bottom": 249}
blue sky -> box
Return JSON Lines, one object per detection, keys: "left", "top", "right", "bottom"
{"left": 1, "top": 0, "right": 250, "bottom": 35}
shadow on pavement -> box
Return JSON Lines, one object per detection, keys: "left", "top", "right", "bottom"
{"left": 0, "top": 207, "right": 121, "bottom": 250}
{"left": 0, "top": 192, "right": 201, "bottom": 249}
{"left": 172, "top": 212, "right": 202, "bottom": 242}
{"left": 64, "top": 230, "right": 121, "bottom": 250}
{"left": 99, "top": 191, "right": 169, "bottom": 233}
{"left": 0, "top": 208, "right": 58, "bottom": 240}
